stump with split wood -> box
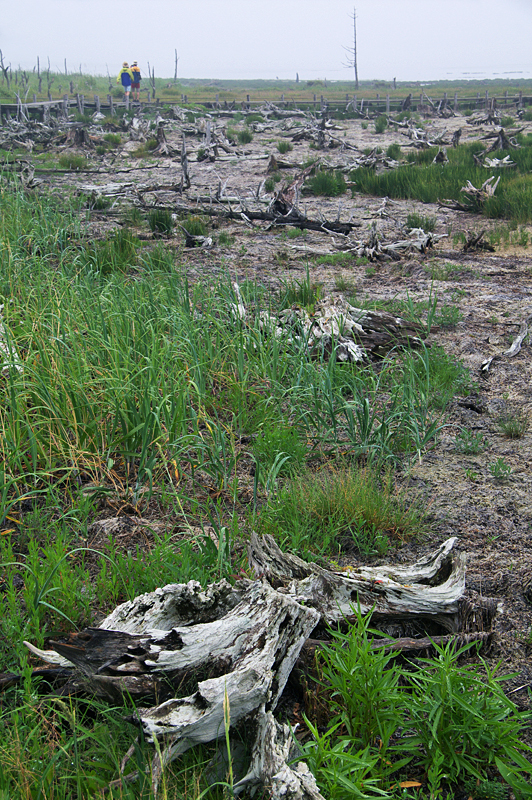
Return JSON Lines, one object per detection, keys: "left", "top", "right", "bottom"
{"left": 22, "top": 536, "right": 496, "bottom": 799}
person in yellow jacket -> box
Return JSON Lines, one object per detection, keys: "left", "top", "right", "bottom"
{"left": 117, "top": 62, "right": 134, "bottom": 101}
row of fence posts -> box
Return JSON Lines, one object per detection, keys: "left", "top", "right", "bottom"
{"left": 1, "top": 87, "right": 528, "bottom": 125}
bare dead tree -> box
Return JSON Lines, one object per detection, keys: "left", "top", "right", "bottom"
{"left": 343, "top": 6, "right": 359, "bottom": 89}
{"left": 0, "top": 50, "right": 11, "bottom": 89}
{"left": 174, "top": 49, "right": 179, "bottom": 81}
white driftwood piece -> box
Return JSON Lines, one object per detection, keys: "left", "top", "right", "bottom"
{"left": 26, "top": 579, "right": 320, "bottom": 797}
{"left": 249, "top": 533, "right": 467, "bottom": 631}
{"left": 25, "top": 538, "right": 482, "bottom": 798}
{"left": 257, "top": 292, "right": 426, "bottom": 363}
{"left": 232, "top": 707, "right": 325, "bottom": 799}
{"left": 482, "top": 312, "right": 532, "bottom": 372}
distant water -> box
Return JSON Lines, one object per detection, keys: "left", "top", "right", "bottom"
{"left": 443, "top": 69, "right": 532, "bottom": 81}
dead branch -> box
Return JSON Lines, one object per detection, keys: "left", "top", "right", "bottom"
{"left": 482, "top": 312, "right": 532, "bottom": 372}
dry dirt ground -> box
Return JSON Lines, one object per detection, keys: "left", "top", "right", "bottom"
{"left": 44, "top": 109, "right": 532, "bottom": 704}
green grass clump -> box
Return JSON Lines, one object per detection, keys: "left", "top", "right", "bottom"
{"left": 307, "top": 170, "right": 347, "bottom": 197}
{"left": 385, "top": 143, "right": 401, "bottom": 160}
{"left": 258, "top": 466, "right": 426, "bottom": 559}
{"left": 277, "top": 140, "right": 293, "bottom": 154}
{"left": 180, "top": 214, "right": 208, "bottom": 237}
{"left": 352, "top": 138, "right": 532, "bottom": 223}
{"left": 496, "top": 409, "right": 530, "bottom": 439}
{"left": 374, "top": 115, "right": 388, "bottom": 134}
{"left": 279, "top": 270, "right": 321, "bottom": 309}
{"left": 253, "top": 420, "right": 307, "bottom": 477}
{"left": 103, "top": 132, "right": 122, "bottom": 147}
{"left": 148, "top": 209, "right": 174, "bottom": 236}
{"left": 237, "top": 128, "right": 253, "bottom": 145}
{"left": 406, "top": 212, "right": 436, "bottom": 231}
{"left": 83, "top": 227, "right": 138, "bottom": 273}
{"left": 58, "top": 153, "right": 87, "bottom": 170}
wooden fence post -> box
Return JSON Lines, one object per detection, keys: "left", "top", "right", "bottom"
{"left": 69, "top": 80, "right": 74, "bottom": 94}
{"left": 519, "top": 90, "right": 523, "bottom": 109}
{"left": 94, "top": 95, "right": 100, "bottom": 113}
{"left": 454, "top": 92, "right": 458, "bottom": 112}
{"left": 386, "top": 94, "right": 390, "bottom": 113}
{"left": 485, "top": 90, "right": 489, "bottom": 109}
{"left": 107, "top": 94, "right": 114, "bottom": 115}
{"left": 32, "top": 93, "right": 37, "bottom": 104}
{"left": 504, "top": 90, "right": 508, "bottom": 106}
{"left": 62, "top": 94, "right": 68, "bottom": 118}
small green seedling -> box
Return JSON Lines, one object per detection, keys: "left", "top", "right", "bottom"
{"left": 455, "top": 428, "right": 488, "bottom": 455}
{"left": 489, "top": 458, "right": 513, "bottom": 480}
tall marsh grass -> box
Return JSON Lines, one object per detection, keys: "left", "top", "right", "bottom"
{"left": 352, "top": 139, "right": 532, "bottom": 223}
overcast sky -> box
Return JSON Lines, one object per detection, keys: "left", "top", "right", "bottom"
{"left": 2, "top": 0, "right": 532, "bottom": 82}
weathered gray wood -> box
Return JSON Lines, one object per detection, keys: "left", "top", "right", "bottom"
{"left": 23, "top": 536, "right": 496, "bottom": 799}
{"left": 248, "top": 534, "right": 472, "bottom": 631}
{"left": 233, "top": 707, "right": 325, "bottom": 799}
{"left": 482, "top": 312, "right": 532, "bottom": 372}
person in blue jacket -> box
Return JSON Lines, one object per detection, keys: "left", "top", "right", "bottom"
{"left": 117, "top": 62, "right": 133, "bottom": 100}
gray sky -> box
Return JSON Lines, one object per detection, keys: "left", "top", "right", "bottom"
{"left": 2, "top": 0, "right": 532, "bottom": 82}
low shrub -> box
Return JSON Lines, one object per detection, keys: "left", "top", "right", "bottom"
{"left": 303, "top": 614, "right": 532, "bottom": 799}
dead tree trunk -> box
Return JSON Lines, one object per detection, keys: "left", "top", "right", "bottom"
{"left": 23, "top": 537, "right": 496, "bottom": 798}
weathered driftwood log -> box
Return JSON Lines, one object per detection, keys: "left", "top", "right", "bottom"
{"left": 23, "top": 537, "right": 495, "bottom": 798}
{"left": 256, "top": 292, "right": 426, "bottom": 362}
{"left": 462, "top": 229, "right": 496, "bottom": 253}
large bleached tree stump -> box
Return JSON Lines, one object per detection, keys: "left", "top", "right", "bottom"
{"left": 23, "top": 536, "right": 496, "bottom": 797}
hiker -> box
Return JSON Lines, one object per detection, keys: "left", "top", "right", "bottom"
{"left": 131, "top": 61, "right": 142, "bottom": 102}
{"left": 116, "top": 62, "right": 133, "bottom": 101}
